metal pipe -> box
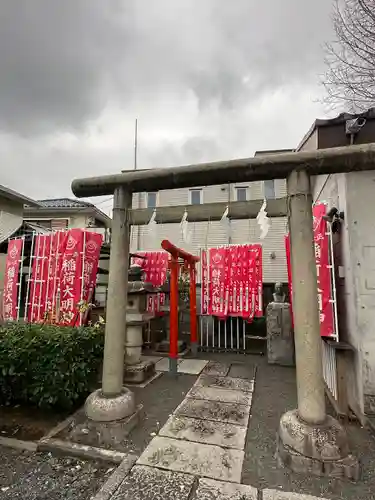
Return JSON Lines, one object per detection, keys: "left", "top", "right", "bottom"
{"left": 72, "top": 144, "right": 375, "bottom": 197}
{"left": 169, "top": 257, "right": 179, "bottom": 375}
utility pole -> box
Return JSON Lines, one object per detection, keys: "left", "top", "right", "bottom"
{"left": 134, "top": 119, "right": 141, "bottom": 251}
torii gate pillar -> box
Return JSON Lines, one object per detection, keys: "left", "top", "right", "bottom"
{"left": 85, "top": 187, "right": 137, "bottom": 422}
{"left": 276, "top": 169, "right": 359, "bottom": 479}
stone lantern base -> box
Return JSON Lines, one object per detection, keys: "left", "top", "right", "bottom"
{"left": 124, "top": 359, "right": 156, "bottom": 384}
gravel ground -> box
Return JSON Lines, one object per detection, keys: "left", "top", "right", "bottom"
{"left": 0, "top": 447, "right": 112, "bottom": 500}
{"left": 195, "top": 351, "right": 375, "bottom": 500}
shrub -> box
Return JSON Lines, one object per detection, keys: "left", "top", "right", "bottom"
{"left": 0, "top": 323, "right": 104, "bottom": 410}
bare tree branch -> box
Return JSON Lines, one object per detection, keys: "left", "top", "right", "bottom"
{"left": 322, "top": 0, "right": 375, "bottom": 112}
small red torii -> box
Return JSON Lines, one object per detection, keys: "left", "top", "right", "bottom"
{"left": 161, "top": 239, "right": 200, "bottom": 374}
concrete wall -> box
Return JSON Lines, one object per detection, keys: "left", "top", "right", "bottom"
{"left": 312, "top": 172, "right": 364, "bottom": 415}
{"left": 131, "top": 182, "right": 288, "bottom": 284}
{"left": 346, "top": 171, "right": 375, "bottom": 414}
{"left": 0, "top": 197, "right": 23, "bottom": 244}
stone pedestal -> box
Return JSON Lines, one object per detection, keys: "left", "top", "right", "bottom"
{"left": 266, "top": 302, "right": 295, "bottom": 367}
{"left": 123, "top": 286, "right": 157, "bottom": 384}
{"left": 276, "top": 410, "right": 360, "bottom": 480}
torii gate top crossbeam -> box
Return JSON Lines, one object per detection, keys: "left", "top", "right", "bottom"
{"left": 161, "top": 239, "right": 199, "bottom": 264}
{"left": 71, "top": 144, "right": 375, "bottom": 198}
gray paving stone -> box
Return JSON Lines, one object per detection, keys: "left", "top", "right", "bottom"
{"left": 155, "top": 358, "right": 182, "bottom": 372}
{"left": 141, "top": 355, "right": 163, "bottom": 364}
{"left": 177, "top": 359, "right": 209, "bottom": 374}
{"left": 112, "top": 465, "right": 195, "bottom": 500}
{"left": 192, "top": 478, "right": 257, "bottom": 500}
{"left": 263, "top": 490, "right": 330, "bottom": 500}
{"left": 187, "top": 385, "right": 253, "bottom": 406}
{"left": 137, "top": 436, "right": 244, "bottom": 483}
{"left": 203, "top": 361, "right": 231, "bottom": 377}
{"left": 228, "top": 362, "right": 257, "bottom": 380}
{"left": 196, "top": 374, "right": 254, "bottom": 393}
{"left": 175, "top": 398, "right": 250, "bottom": 427}
{"left": 159, "top": 415, "right": 247, "bottom": 450}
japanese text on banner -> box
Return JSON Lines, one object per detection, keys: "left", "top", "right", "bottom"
{"left": 285, "top": 203, "right": 335, "bottom": 338}
{"left": 2, "top": 239, "right": 23, "bottom": 321}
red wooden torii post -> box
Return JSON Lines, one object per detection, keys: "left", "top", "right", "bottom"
{"left": 161, "top": 239, "right": 200, "bottom": 374}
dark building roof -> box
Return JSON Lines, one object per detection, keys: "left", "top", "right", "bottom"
{"left": 36, "top": 198, "right": 96, "bottom": 209}
{"left": 297, "top": 107, "right": 375, "bottom": 151}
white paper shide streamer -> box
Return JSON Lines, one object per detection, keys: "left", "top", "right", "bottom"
{"left": 256, "top": 200, "right": 271, "bottom": 239}
{"left": 180, "top": 209, "right": 191, "bottom": 244}
{"left": 148, "top": 209, "right": 158, "bottom": 248}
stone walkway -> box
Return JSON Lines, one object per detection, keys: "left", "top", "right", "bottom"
{"left": 102, "top": 360, "right": 332, "bottom": 500}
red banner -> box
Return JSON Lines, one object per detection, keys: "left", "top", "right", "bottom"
{"left": 201, "top": 250, "right": 209, "bottom": 315}
{"left": 27, "top": 229, "right": 103, "bottom": 325}
{"left": 2, "top": 239, "right": 23, "bottom": 321}
{"left": 131, "top": 251, "right": 169, "bottom": 314}
{"left": 202, "top": 244, "right": 263, "bottom": 320}
{"left": 285, "top": 203, "right": 335, "bottom": 338}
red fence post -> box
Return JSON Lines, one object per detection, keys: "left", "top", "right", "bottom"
{"left": 189, "top": 264, "right": 198, "bottom": 356}
{"left": 169, "top": 257, "right": 179, "bottom": 375}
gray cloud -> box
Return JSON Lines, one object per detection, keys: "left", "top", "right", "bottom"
{"left": 0, "top": 0, "right": 335, "bottom": 204}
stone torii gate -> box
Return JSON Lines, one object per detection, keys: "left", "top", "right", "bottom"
{"left": 72, "top": 143, "right": 375, "bottom": 479}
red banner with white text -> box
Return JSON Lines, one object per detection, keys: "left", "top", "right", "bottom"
{"left": 131, "top": 251, "right": 169, "bottom": 314}
{"left": 201, "top": 244, "right": 263, "bottom": 320}
{"left": 27, "top": 229, "right": 103, "bottom": 325}
{"left": 285, "top": 203, "right": 335, "bottom": 338}
{"left": 2, "top": 239, "right": 23, "bottom": 321}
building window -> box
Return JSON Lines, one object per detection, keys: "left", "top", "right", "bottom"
{"left": 236, "top": 187, "right": 247, "bottom": 202}
{"left": 189, "top": 189, "right": 202, "bottom": 205}
{"left": 147, "top": 192, "right": 157, "bottom": 208}
{"left": 264, "top": 180, "right": 275, "bottom": 199}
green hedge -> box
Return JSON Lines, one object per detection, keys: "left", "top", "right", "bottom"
{"left": 0, "top": 323, "right": 104, "bottom": 410}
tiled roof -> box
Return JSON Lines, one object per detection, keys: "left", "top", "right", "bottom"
{"left": 36, "top": 198, "right": 94, "bottom": 209}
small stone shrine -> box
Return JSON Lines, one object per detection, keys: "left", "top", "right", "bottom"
{"left": 266, "top": 282, "right": 295, "bottom": 366}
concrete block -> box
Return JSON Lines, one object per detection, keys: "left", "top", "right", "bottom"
{"left": 203, "top": 361, "right": 231, "bottom": 377}
{"left": 137, "top": 436, "right": 244, "bottom": 482}
{"left": 155, "top": 358, "right": 182, "bottom": 372}
{"left": 192, "top": 478, "right": 257, "bottom": 499}
{"left": 112, "top": 465, "right": 195, "bottom": 500}
{"left": 175, "top": 398, "right": 250, "bottom": 427}
{"left": 228, "top": 363, "right": 256, "bottom": 380}
{"left": 177, "top": 359, "right": 209, "bottom": 374}
{"left": 91, "top": 454, "right": 137, "bottom": 500}
{"left": 195, "top": 374, "right": 254, "bottom": 393}
{"left": 159, "top": 415, "right": 247, "bottom": 450}
{"left": 263, "top": 490, "right": 330, "bottom": 500}
{"left": 187, "top": 385, "right": 253, "bottom": 406}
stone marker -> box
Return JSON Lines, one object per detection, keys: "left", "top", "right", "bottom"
{"left": 175, "top": 398, "right": 250, "bottom": 427}
{"left": 159, "top": 415, "right": 247, "bottom": 450}
{"left": 137, "top": 436, "right": 244, "bottom": 482}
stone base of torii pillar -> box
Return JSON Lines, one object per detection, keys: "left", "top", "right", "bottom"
{"left": 275, "top": 170, "right": 359, "bottom": 481}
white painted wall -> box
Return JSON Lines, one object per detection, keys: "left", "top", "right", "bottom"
{"left": 131, "top": 181, "right": 288, "bottom": 283}
{"left": 0, "top": 197, "right": 23, "bottom": 244}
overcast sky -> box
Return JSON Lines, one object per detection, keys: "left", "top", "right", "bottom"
{"left": 0, "top": 1, "right": 335, "bottom": 214}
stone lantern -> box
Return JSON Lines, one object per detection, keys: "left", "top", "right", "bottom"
{"left": 123, "top": 264, "right": 159, "bottom": 383}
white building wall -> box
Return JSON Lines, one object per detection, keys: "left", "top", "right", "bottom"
{"left": 313, "top": 171, "right": 375, "bottom": 417}
{"left": 130, "top": 181, "right": 288, "bottom": 284}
